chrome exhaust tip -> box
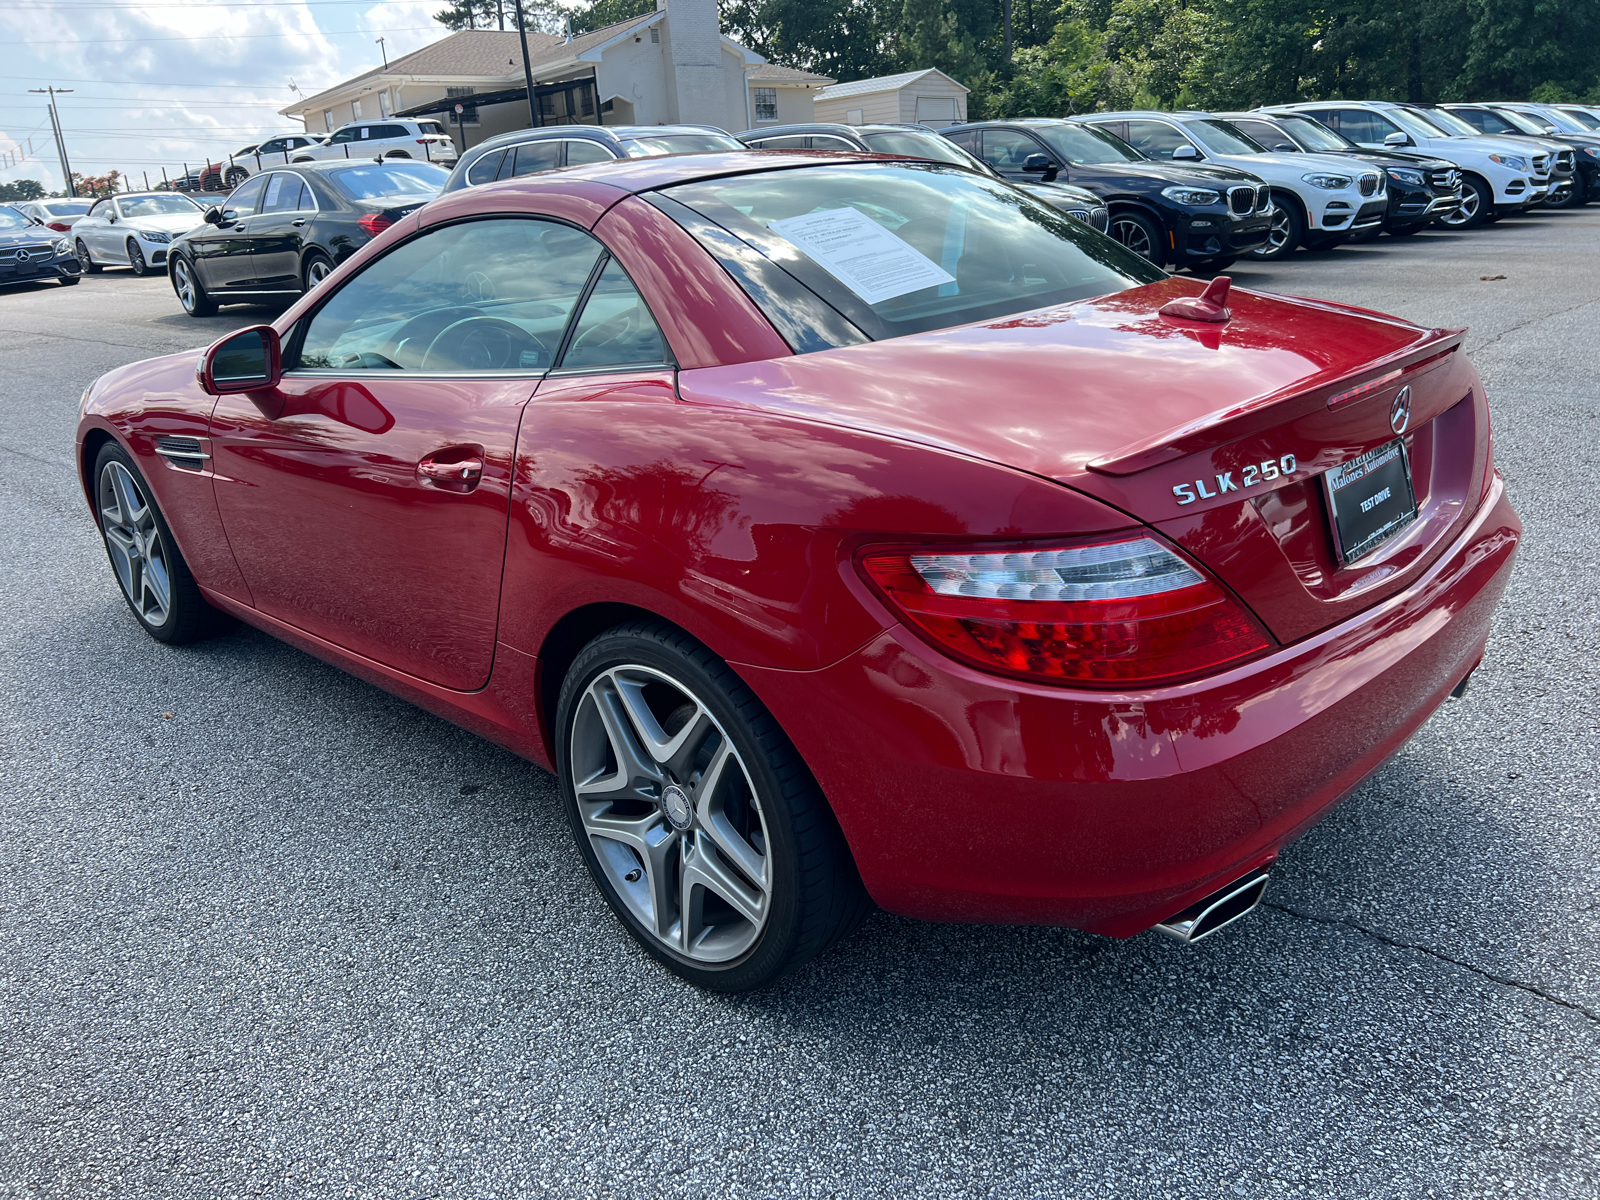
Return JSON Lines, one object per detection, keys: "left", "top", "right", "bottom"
{"left": 1154, "top": 869, "right": 1270, "bottom": 944}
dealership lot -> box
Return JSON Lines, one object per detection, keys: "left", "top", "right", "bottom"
{"left": 1, "top": 212, "right": 1597, "bottom": 1197}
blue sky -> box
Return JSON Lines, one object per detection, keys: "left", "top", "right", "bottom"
{"left": 1, "top": 0, "right": 461, "bottom": 192}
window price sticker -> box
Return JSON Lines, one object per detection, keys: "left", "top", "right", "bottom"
{"left": 768, "top": 206, "right": 955, "bottom": 304}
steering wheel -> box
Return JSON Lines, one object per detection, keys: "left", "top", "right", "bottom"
{"left": 420, "top": 316, "right": 549, "bottom": 372}
{"left": 388, "top": 306, "right": 481, "bottom": 369}
{"left": 566, "top": 308, "right": 641, "bottom": 365}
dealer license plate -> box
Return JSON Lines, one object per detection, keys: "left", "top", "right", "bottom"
{"left": 1323, "top": 438, "right": 1419, "bottom": 566}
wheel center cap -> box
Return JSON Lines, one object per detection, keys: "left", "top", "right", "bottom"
{"left": 661, "top": 784, "right": 693, "bottom": 831}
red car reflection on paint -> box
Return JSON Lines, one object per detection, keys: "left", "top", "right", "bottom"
{"left": 77, "top": 152, "right": 1520, "bottom": 991}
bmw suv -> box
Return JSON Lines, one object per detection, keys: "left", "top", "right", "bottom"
{"left": 943, "top": 119, "right": 1271, "bottom": 270}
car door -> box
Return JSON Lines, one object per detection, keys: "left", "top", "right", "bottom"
{"left": 77, "top": 199, "right": 115, "bottom": 258}
{"left": 978, "top": 128, "right": 1055, "bottom": 180}
{"left": 246, "top": 172, "right": 312, "bottom": 291}
{"left": 561, "top": 139, "right": 616, "bottom": 167}
{"left": 1323, "top": 109, "right": 1399, "bottom": 149}
{"left": 1122, "top": 119, "right": 1200, "bottom": 161}
{"left": 500, "top": 139, "right": 563, "bottom": 179}
{"left": 206, "top": 215, "right": 609, "bottom": 690}
{"left": 188, "top": 173, "right": 269, "bottom": 292}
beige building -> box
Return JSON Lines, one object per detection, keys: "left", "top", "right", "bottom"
{"left": 812, "top": 68, "right": 970, "bottom": 129}
{"left": 744, "top": 63, "right": 836, "bottom": 130}
{"left": 279, "top": 0, "right": 797, "bottom": 148}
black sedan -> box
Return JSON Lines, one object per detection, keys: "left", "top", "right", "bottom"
{"left": 0, "top": 205, "right": 81, "bottom": 290}
{"left": 942, "top": 119, "right": 1271, "bottom": 270}
{"left": 168, "top": 159, "right": 448, "bottom": 317}
{"left": 1221, "top": 111, "right": 1462, "bottom": 236}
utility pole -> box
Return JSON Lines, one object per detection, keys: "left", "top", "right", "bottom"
{"left": 376, "top": 36, "right": 388, "bottom": 67}
{"left": 512, "top": 0, "right": 538, "bottom": 129}
{"left": 1003, "top": 0, "right": 1013, "bottom": 62}
{"left": 30, "top": 86, "right": 75, "bottom": 196}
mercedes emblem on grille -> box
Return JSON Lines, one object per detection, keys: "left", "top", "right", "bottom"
{"left": 13, "top": 249, "right": 29, "bottom": 263}
{"left": 1390, "top": 385, "right": 1413, "bottom": 435}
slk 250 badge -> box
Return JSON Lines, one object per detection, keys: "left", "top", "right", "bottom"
{"left": 1174, "top": 455, "right": 1299, "bottom": 506}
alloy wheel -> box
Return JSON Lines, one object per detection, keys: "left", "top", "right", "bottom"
{"left": 75, "top": 239, "right": 92, "bottom": 271}
{"left": 1263, "top": 208, "right": 1293, "bottom": 254}
{"left": 306, "top": 257, "right": 333, "bottom": 286}
{"left": 127, "top": 240, "right": 147, "bottom": 276}
{"left": 569, "top": 664, "right": 772, "bottom": 964}
{"left": 1108, "top": 216, "right": 1155, "bottom": 261}
{"left": 98, "top": 460, "right": 172, "bottom": 627}
{"left": 1439, "top": 186, "right": 1480, "bottom": 227}
{"left": 173, "top": 258, "right": 197, "bottom": 311}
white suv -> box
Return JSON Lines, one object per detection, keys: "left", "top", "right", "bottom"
{"left": 1265, "top": 101, "right": 1550, "bottom": 228}
{"left": 214, "top": 134, "right": 327, "bottom": 187}
{"left": 1074, "top": 111, "right": 1386, "bottom": 260}
{"left": 295, "top": 119, "right": 458, "bottom": 167}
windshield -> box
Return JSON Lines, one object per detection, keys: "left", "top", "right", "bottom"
{"left": 1187, "top": 119, "right": 1267, "bottom": 155}
{"left": 1554, "top": 107, "right": 1600, "bottom": 130}
{"left": 861, "top": 130, "right": 986, "bottom": 170}
{"left": 664, "top": 161, "right": 1163, "bottom": 343}
{"left": 119, "top": 194, "right": 203, "bottom": 217}
{"left": 1036, "top": 123, "right": 1144, "bottom": 164}
{"left": 330, "top": 162, "right": 449, "bottom": 199}
{"left": 1277, "top": 114, "right": 1352, "bottom": 151}
{"left": 1387, "top": 108, "right": 1451, "bottom": 139}
{"left": 1490, "top": 108, "right": 1551, "bottom": 134}
{"left": 620, "top": 132, "right": 743, "bottom": 157}
{"left": 44, "top": 200, "right": 92, "bottom": 216}
{"left": 0, "top": 208, "right": 28, "bottom": 230}
{"left": 1424, "top": 108, "right": 1485, "bottom": 137}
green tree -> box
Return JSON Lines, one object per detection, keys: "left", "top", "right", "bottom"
{"left": 0, "top": 178, "right": 47, "bottom": 202}
{"left": 569, "top": 0, "right": 656, "bottom": 33}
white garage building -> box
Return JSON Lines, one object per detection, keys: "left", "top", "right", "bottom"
{"left": 811, "top": 69, "right": 970, "bottom": 129}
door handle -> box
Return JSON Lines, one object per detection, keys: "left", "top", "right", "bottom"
{"left": 418, "top": 453, "right": 483, "bottom": 493}
{"left": 291, "top": 218, "right": 306, "bottom": 226}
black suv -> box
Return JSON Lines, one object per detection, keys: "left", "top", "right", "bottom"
{"left": 1223, "top": 111, "right": 1462, "bottom": 236}
{"left": 944, "top": 119, "right": 1271, "bottom": 270}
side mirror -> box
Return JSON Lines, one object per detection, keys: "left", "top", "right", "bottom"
{"left": 204, "top": 206, "right": 223, "bottom": 225}
{"left": 107, "top": 213, "right": 118, "bottom": 224}
{"left": 198, "top": 325, "right": 282, "bottom": 395}
{"left": 1021, "top": 153, "right": 1059, "bottom": 181}
{"left": 1384, "top": 131, "right": 1411, "bottom": 146}
{"left": 1172, "top": 144, "right": 1202, "bottom": 160}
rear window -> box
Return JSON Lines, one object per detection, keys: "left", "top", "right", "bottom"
{"left": 45, "top": 201, "right": 92, "bottom": 216}
{"left": 860, "top": 130, "right": 983, "bottom": 169}
{"left": 662, "top": 161, "right": 1162, "bottom": 344}
{"left": 420, "top": 121, "right": 449, "bottom": 136}
{"left": 329, "top": 162, "right": 450, "bottom": 199}
{"left": 620, "top": 132, "right": 743, "bottom": 157}
{"left": 119, "top": 194, "right": 203, "bottom": 217}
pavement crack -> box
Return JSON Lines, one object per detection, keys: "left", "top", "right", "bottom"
{"left": 1266, "top": 901, "right": 1599, "bottom": 1025}
{"left": 1466, "top": 293, "right": 1600, "bottom": 358}
{"left": 0, "top": 326, "right": 172, "bottom": 354}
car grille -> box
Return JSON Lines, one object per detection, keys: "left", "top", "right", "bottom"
{"left": 3, "top": 245, "right": 51, "bottom": 263}
{"left": 1257, "top": 184, "right": 1270, "bottom": 210}
{"left": 1357, "top": 172, "right": 1380, "bottom": 196}
{"left": 1429, "top": 168, "right": 1460, "bottom": 191}
{"left": 1555, "top": 149, "right": 1575, "bottom": 172}
{"left": 1531, "top": 152, "right": 1550, "bottom": 175}
{"left": 1228, "top": 186, "right": 1256, "bottom": 214}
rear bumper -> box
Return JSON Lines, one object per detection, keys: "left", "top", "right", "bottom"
{"left": 738, "top": 476, "right": 1520, "bottom": 937}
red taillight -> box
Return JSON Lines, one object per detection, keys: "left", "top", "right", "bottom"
{"left": 357, "top": 213, "right": 394, "bottom": 236}
{"left": 47, "top": 221, "right": 71, "bottom": 232}
{"left": 861, "top": 536, "right": 1271, "bottom": 687}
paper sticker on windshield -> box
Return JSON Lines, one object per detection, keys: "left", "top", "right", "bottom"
{"left": 768, "top": 207, "right": 955, "bottom": 304}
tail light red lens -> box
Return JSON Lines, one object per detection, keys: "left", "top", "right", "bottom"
{"left": 357, "top": 213, "right": 394, "bottom": 236}
{"left": 47, "top": 221, "right": 72, "bottom": 232}
{"left": 861, "top": 536, "right": 1271, "bottom": 687}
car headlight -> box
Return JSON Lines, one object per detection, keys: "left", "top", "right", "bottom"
{"left": 1585, "top": 147, "right": 1600, "bottom": 158}
{"left": 1301, "top": 172, "right": 1353, "bottom": 190}
{"left": 139, "top": 230, "right": 172, "bottom": 244}
{"left": 1488, "top": 153, "right": 1528, "bottom": 170}
{"left": 1388, "top": 168, "right": 1425, "bottom": 186}
{"left": 53, "top": 237, "right": 72, "bottom": 255}
{"left": 1161, "top": 185, "right": 1222, "bottom": 205}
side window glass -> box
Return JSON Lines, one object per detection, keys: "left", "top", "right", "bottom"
{"left": 296, "top": 218, "right": 605, "bottom": 373}
{"left": 260, "top": 174, "right": 297, "bottom": 213}
{"left": 558, "top": 259, "right": 668, "bottom": 371}
{"left": 329, "top": 128, "right": 357, "bottom": 145}
{"left": 944, "top": 130, "right": 978, "bottom": 151}
{"left": 466, "top": 150, "right": 506, "bottom": 185}
{"left": 563, "top": 139, "right": 614, "bottom": 165}
{"left": 981, "top": 129, "right": 1049, "bottom": 169}
{"left": 1123, "top": 120, "right": 1194, "bottom": 159}
{"left": 296, "top": 180, "right": 316, "bottom": 211}
{"left": 222, "top": 174, "right": 268, "bottom": 221}
{"left": 753, "top": 134, "right": 808, "bottom": 149}
{"left": 257, "top": 138, "right": 284, "bottom": 155}
{"left": 509, "top": 140, "right": 563, "bottom": 178}
{"left": 1334, "top": 110, "right": 1383, "bottom": 143}
{"left": 808, "top": 135, "right": 858, "bottom": 150}
{"left": 1234, "top": 120, "right": 1295, "bottom": 152}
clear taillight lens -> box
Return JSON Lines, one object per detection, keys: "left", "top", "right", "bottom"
{"left": 861, "top": 535, "right": 1271, "bottom": 687}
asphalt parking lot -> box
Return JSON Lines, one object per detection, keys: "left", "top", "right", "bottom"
{"left": 1, "top": 212, "right": 1597, "bottom": 1200}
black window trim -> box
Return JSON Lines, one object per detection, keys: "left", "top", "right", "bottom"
{"left": 282, "top": 212, "right": 672, "bottom": 380}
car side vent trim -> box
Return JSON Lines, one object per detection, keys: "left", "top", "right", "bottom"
{"left": 155, "top": 436, "right": 210, "bottom": 471}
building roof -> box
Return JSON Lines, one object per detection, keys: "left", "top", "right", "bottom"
{"left": 747, "top": 63, "right": 834, "bottom": 85}
{"left": 814, "top": 68, "right": 969, "bottom": 101}
{"left": 292, "top": 30, "right": 567, "bottom": 111}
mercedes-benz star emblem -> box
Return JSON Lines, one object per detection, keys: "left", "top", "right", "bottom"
{"left": 661, "top": 784, "right": 693, "bottom": 831}
{"left": 13, "top": 249, "right": 28, "bottom": 262}
{"left": 1390, "top": 385, "right": 1412, "bottom": 436}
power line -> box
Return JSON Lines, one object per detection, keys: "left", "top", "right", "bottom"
{"left": 0, "top": 73, "right": 335, "bottom": 89}
{"left": 23, "top": 24, "right": 440, "bottom": 45}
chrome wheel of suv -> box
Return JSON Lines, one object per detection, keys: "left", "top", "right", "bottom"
{"left": 1436, "top": 180, "right": 1484, "bottom": 228}
{"left": 1108, "top": 213, "right": 1160, "bottom": 263}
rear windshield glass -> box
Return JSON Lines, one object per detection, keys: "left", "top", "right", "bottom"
{"left": 620, "top": 133, "right": 743, "bottom": 157}
{"left": 662, "top": 161, "right": 1163, "bottom": 343}
{"left": 329, "top": 162, "right": 450, "bottom": 199}
{"left": 44, "top": 200, "right": 93, "bottom": 215}
{"left": 120, "top": 195, "right": 202, "bottom": 217}
{"left": 860, "top": 130, "right": 982, "bottom": 169}
{"left": 1555, "top": 107, "right": 1600, "bottom": 130}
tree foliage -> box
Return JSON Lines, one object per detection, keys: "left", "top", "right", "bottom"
{"left": 547, "top": 0, "right": 1600, "bottom": 116}
{"left": 0, "top": 179, "right": 47, "bottom": 202}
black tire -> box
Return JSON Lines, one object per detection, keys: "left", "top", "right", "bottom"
{"left": 1250, "top": 196, "right": 1304, "bottom": 260}
{"left": 555, "top": 620, "right": 869, "bottom": 992}
{"left": 171, "top": 254, "right": 217, "bottom": 317}
{"left": 1106, "top": 210, "right": 1164, "bottom": 267}
{"left": 1435, "top": 176, "right": 1491, "bottom": 229}
{"left": 1545, "top": 179, "right": 1583, "bottom": 209}
{"left": 225, "top": 167, "right": 249, "bottom": 188}
{"left": 301, "top": 251, "right": 334, "bottom": 293}
{"left": 126, "top": 239, "right": 150, "bottom": 277}
{"left": 58, "top": 275, "right": 81, "bottom": 286}
{"left": 75, "top": 238, "right": 101, "bottom": 274}
{"left": 1347, "top": 225, "right": 1382, "bottom": 244}
{"left": 91, "top": 441, "right": 226, "bottom": 645}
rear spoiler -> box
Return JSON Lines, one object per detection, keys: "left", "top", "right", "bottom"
{"left": 1085, "top": 326, "right": 1466, "bottom": 477}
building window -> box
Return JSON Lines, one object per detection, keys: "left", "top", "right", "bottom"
{"left": 753, "top": 87, "right": 778, "bottom": 122}
{"left": 446, "top": 86, "right": 479, "bottom": 125}
{"left": 352, "top": 97, "right": 363, "bottom": 120}
{"left": 650, "top": 26, "right": 659, "bottom": 42}
{"left": 323, "top": 109, "right": 334, "bottom": 132}
{"left": 378, "top": 89, "right": 391, "bottom": 117}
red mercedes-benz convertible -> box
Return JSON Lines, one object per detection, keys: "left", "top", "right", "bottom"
{"left": 77, "top": 151, "right": 1519, "bottom": 990}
